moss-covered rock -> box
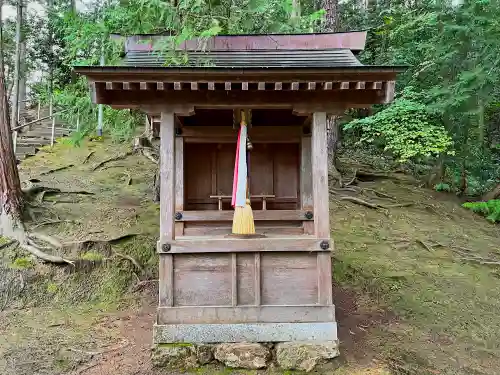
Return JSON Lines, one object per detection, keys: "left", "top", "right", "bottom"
{"left": 151, "top": 344, "right": 198, "bottom": 369}
{"left": 214, "top": 343, "right": 269, "bottom": 369}
{"left": 275, "top": 341, "right": 340, "bottom": 372}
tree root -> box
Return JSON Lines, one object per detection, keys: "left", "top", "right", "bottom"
{"left": 29, "top": 232, "right": 63, "bottom": 248}
{"left": 343, "top": 169, "right": 357, "bottom": 187}
{"left": 40, "top": 164, "right": 74, "bottom": 176}
{"left": 23, "top": 185, "right": 93, "bottom": 204}
{"left": 0, "top": 239, "right": 18, "bottom": 251}
{"left": 113, "top": 251, "right": 144, "bottom": 274}
{"left": 416, "top": 239, "right": 435, "bottom": 252}
{"left": 131, "top": 279, "right": 158, "bottom": 292}
{"left": 30, "top": 220, "right": 78, "bottom": 230}
{"left": 363, "top": 188, "right": 397, "bottom": 201}
{"left": 138, "top": 147, "right": 159, "bottom": 164}
{"left": 82, "top": 151, "right": 95, "bottom": 164}
{"left": 24, "top": 242, "right": 75, "bottom": 265}
{"left": 339, "top": 196, "right": 380, "bottom": 209}
{"left": 92, "top": 150, "right": 134, "bottom": 171}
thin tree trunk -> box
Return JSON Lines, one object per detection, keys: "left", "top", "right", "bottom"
{"left": 10, "top": 0, "right": 23, "bottom": 128}
{"left": 0, "top": 60, "right": 24, "bottom": 240}
{"left": 291, "top": 0, "right": 301, "bottom": 26}
{"left": 0, "top": 0, "right": 4, "bottom": 78}
{"left": 47, "top": 0, "right": 54, "bottom": 96}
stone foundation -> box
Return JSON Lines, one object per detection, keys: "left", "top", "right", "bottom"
{"left": 151, "top": 341, "right": 340, "bottom": 372}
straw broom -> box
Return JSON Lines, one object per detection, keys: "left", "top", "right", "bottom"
{"left": 232, "top": 111, "right": 255, "bottom": 235}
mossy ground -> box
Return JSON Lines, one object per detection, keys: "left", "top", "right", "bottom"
{"left": 1, "top": 137, "right": 499, "bottom": 374}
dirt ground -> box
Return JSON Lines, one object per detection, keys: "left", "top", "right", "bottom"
{"left": 2, "top": 139, "right": 500, "bottom": 375}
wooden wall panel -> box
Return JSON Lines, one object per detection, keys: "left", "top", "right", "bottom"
{"left": 261, "top": 252, "right": 318, "bottom": 305}
{"left": 237, "top": 253, "right": 256, "bottom": 305}
{"left": 274, "top": 143, "right": 299, "bottom": 199}
{"left": 186, "top": 144, "right": 213, "bottom": 201}
{"left": 216, "top": 144, "right": 235, "bottom": 195}
{"left": 173, "top": 254, "right": 232, "bottom": 306}
{"left": 250, "top": 144, "right": 274, "bottom": 196}
{"left": 185, "top": 141, "right": 300, "bottom": 210}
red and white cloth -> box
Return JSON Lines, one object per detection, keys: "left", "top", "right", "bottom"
{"left": 231, "top": 124, "right": 248, "bottom": 208}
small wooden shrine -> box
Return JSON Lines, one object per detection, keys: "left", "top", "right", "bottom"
{"left": 76, "top": 32, "right": 402, "bottom": 344}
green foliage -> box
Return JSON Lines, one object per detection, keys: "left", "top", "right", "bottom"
{"left": 434, "top": 183, "right": 451, "bottom": 192}
{"left": 344, "top": 95, "right": 453, "bottom": 162}
{"left": 46, "top": 283, "right": 58, "bottom": 294}
{"left": 80, "top": 252, "right": 104, "bottom": 261}
{"left": 463, "top": 200, "right": 500, "bottom": 223}
{"left": 10, "top": 257, "right": 35, "bottom": 270}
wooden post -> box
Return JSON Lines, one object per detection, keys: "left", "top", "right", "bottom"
{"left": 312, "top": 112, "right": 333, "bottom": 305}
{"left": 301, "top": 135, "right": 314, "bottom": 234}
{"left": 312, "top": 112, "right": 329, "bottom": 237}
{"left": 174, "top": 136, "right": 184, "bottom": 237}
{"left": 159, "top": 110, "right": 175, "bottom": 307}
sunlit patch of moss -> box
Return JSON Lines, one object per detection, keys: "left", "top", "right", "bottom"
{"left": 10, "top": 257, "right": 35, "bottom": 270}
{"left": 47, "top": 282, "right": 58, "bottom": 294}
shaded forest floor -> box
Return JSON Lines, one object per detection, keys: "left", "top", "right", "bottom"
{"left": 1, "top": 138, "right": 500, "bottom": 375}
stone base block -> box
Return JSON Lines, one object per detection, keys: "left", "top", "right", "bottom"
{"left": 152, "top": 340, "right": 340, "bottom": 372}
{"left": 153, "top": 322, "right": 337, "bottom": 343}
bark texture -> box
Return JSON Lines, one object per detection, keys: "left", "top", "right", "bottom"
{"left": 10, "top": 0, "right": 23, "bottom": 127}
{"left": 0, "top": 60, "right": 24, "bottom": 238}
{"left": 322, "top": 0, "right": 340, "bottom": 173}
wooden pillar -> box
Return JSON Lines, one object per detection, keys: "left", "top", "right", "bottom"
{"left": 312, "top": 112, "right": 333, "bottom": 305}
{"left": 174, "top": 136, "right": 184, "bottom": 238}
{"left": 159, "top": 110, "right": 175, "bottom": 307}
{"left": 301, "top": 135, "right": 314, "bottom": 234}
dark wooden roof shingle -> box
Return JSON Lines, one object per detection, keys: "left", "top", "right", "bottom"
{"left": 120, "top": 49, "right": 363, "bottom": 69}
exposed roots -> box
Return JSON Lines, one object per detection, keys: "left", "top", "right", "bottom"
{"left": 0, "top": 239, "right": 18, "bottom": 251}
{"left": 24, "top": 242, "right": 75, "bottom": 265}
{"left": 82, "top": 151, "right": 95, "bottom": 164}
{"left": 92, "top": 150, "right": 134, "bottom": 171}
{"left": 113, "top": 251, "right": 144, "bottom": 274}
{"left": 339, "top": 195, "right": 380, "bottom": 209}
{"left": 40, "top": 164, "right": 74, "bottom": 176}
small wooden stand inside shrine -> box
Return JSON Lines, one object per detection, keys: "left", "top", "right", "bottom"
{"left": 76, "top": 31, "right": 401, "bottom": 345}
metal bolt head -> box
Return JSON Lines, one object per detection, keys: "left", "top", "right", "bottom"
{"left": 305, "top": 211, "right": 314, "bottom": 220}
{"left": 320, "top": 240, "right": 330, "bottom": 250}
{"left": 174, "top": 212, "right": 183, "bottom": 220}
{"left": 162, "top": 243, "right": 171, "bottom": 252}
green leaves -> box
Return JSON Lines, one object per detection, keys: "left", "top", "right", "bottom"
{"left": 344, "top": 96, "right": 453, "bottom": 162}
{"left": 463, "top": 200, "right": 500, "bottom": 223}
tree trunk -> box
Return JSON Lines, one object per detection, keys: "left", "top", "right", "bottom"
{"left": 0, "top": 0, "right": 4, "bottom": 78}
{"left": 0, "top": 60, "right": 25, "bottom": 241}
{"left": 322, "top": 0, "right": 339, "bottom": 32}
{"left": 47, "top": 0, "right": 54, "bottom": 96}
{"left": 10, "top": 0, "right": 23, "bottom": 128}
{"left": 321, "top": 0, "right": 340, "bottom": 174}
{"left": 482, "top": 183, "right": 500, "bottom": 202}
{"left": 291, "top": 0, "right": 301, "bottom": 27}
